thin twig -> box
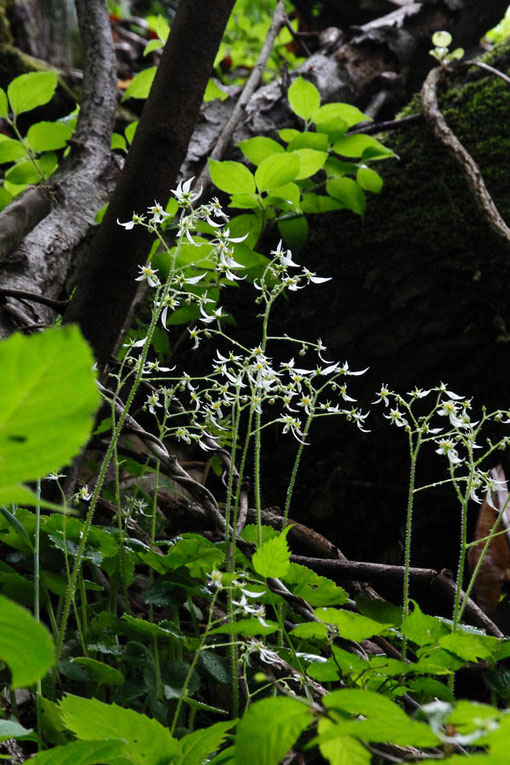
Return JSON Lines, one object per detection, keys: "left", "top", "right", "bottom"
{"left": 421, "top": 66, "right": 510, "bottom": 249}
{"left": 465, "top": 59, "right": 510, "bottom": 87}
{"left": 0, "top": 287, "right": 68, "bottom": 312}
{"left": 194, "top": 0, "right": 287, "bottom": 192}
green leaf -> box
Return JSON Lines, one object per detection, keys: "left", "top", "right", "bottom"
{"left": 313, "top": 103, "right": 369, "bottom": 132}
{"left": 0, "top": 594, "right": 54, "bottom": 687}
{"left": 0, "top": 326, "right": 99, "bottom": 488}
{"left": 355, "top": 595, "right": 402, "bottom": 625}
{"left": 26, "top": 121, "right": 72, "bottom": 152}
{"left": 284, "top": 564, "right": 348, "bottom": 607}
{"left": 72, "top": 658, "right": 125, "bottom": 686}
{"left": 255, "top": 152, "right": 300, "bottom": 192}
{"left": 241, "top": 524, "right": 278, "bottom": 544}
{"left": 228, "top": 193, "right": 260, "bottom": 210}
{"left": 125, "top": 121, "right": 138, "bottom": 144}
{"left": 0, "top": 87, "right": 8, "bottom": 118}
{"left": 291, "top": 148, "right": 327, "bottom": 179}
{"left": 31, "top": 739, "right": 130, "bottom": 765}
{"left": 200, "top": 650, "right": 230, "bottom": 685}
{"left": 318, "top": 719, "right": 370, "bottom": 765}
{"left": 252, "top": 527, "right": 291, "bottom": 578}
{"left": 402, "top": 602, "right": 450, "bottom": 647}
{"left": 121, "top": 614, "right": 185, "bottom": 642}
{"left": 0, "top": 186, "right": 13, "bottom": 211}
{"left": 356, "top": 166, "right": 383, "bottom": 193}
{"left": 288, "top": 77, "right": 321, "bottom": 120}
{"left": 234, "top": 697, "right": 312, "bottom": 765}
{"left": 209, "top": 160, "right": 256, "bottom": 194}
{"left": 204, "top": 79, "right": 228, "bottom": 102}
{"left": 278, "top": 214, "right": 308, "bottom": 251}
{"left": 163, "top": 534, "right": 224, "bottom": 576}
{"left": 439, "top": 631, "right": 493, "bottom": 662}
{"left": 152, "top": 15, "right": 170, "bottom": 42}
{"left": 278, "top": 128, "right": 300, "bottom": 143}
{"left": 0, "top": 719, "right": 33, "bottom": 742}
{"left": 5, "top": 160, "right": 40, "bottom": 185}
{"left": 268, "top": 182, "right": 301, "bottom": 208}
{"left": 227, "top": 213, "right": 262, "bottom": 249}
{"left": 0, "top": 137, "right": 26, "bottom": 163}
{"left": 238, "top": 137, "right": 284, "bottom": 165}
{"left": 144, "top": 38, "right": 163, "bottom": 56}
{"left": 291, "top": 622, "right": 329, "bottom": 639}
{"left": 60, "top": 694, "right": 178, "bottom": 764}
{"left": 301, "top": 193, "right": 343, "bottom": 214}
{"left": 314, "top": 608, "right": 389, "bottom": 640}
{"left": 8, "top": 72, "right": 58, "bottom": 116}
{"left": 174, "top": 721, "right": 235, "bottom": 765}
{"left": 326, "top": 178, "right": 366, "bottom": 215}
{"left": 287, "top": 132, "right": 328, "bottom": 152}
{"left": 111, "top": 133, "right": 127, "bottom": 151}
{"left": 333, "top": 134, "right": 394, "bottom": 159}
{"left": 122, "top": 67, "right": 157, "bottom": 101}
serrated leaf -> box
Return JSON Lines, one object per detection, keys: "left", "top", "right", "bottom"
{"left": 31, "top": 739, "right": 130, "bottom": 765}
{"left": 0, "top": 594, "right": 54, "bottom": 687}
{"left": 26, "top": 121, "right": 72, "bottom": 152}
{"left": 209, "top": 159, "right": 256, "bottom": 194}
{"left": 72, "top": 658, "right": 125, "bottom": 686}
{"left": 8, "top": 72, "right": 57, "bottom": 116}
{"left": 174, "top": 721, "right": 235, "bottom": 765}
{"left": 314, "top": 608, "right": 389, "bottom": 640}
{"left": 238, "top": 136, "right": 284, "bottom": 165}
{"left": 0, "top": 137, "right": 26, "bottom": 163}
{"left": 255, "top": 152, "right": 299, "bottom": 192}
{"left": 291, "top": 622, "right": 329, "bottom": 639}
{"left": 284, "top": 564, "right": 348, "bottom": 607}
{"left": 288, "top": 76, "right": 321, "bottom": 120}
{"left": 60, "top": 694, "right": 178, "bottom": 764}
{"left": 252, "top": 527, "right": 291, "bottom": 578}
{"left": 234, "top": 697, "right": 312, "bottom": 765}
{"left": 402, "top": 602, "right": 450, "bottom": 647}
{"left": 122, "top": 67, "right": 156, "bottom": 101}
{"left": 325, "top": 177, "right": 366, "bottom": 215}
{"left": 0, "top": 326, "right": 98, "bottom": 487}
{"left": 439, "top": 631, "right": 493, "bottom": 662}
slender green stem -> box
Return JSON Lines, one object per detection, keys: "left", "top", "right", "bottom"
{"left": 34, "top": 480, "right": 43, "bottom": 751}
{"left": 283, "top": 414, "right": 313, "bottom": 528}
{"left": 402, "top": 434, "right": 421, "bottom": 660}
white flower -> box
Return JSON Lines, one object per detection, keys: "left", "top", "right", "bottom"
{"left": 146, "top": 392, "right": 162, "bottom": 414}
{"left": 46, "top": 471, "right": 66, "bottom": 481}
{"left": 436, "top": 383, "right": 464, "bottom": 400}
{"left": 339, "top": 361, "right": 368, "bottom": 376}
{"left": 271, "top": 240, "right": 299, "bottom": 268}
{"left": 438, "top": 400, "right": 465, "bottom": 428}
{"left": 171, "top": 177, "right": 202, "bottom": 206}
{"left": 199, "top": 304, "right": 227, "bottom": 324}
{"left": 147, "top": 201, "right": 171, "bottom": 224}
{"left": 79, "top": 485, "right": 92, "bottom": 501}
{"left": 117, "top": 213, "right": 145, "bottom": 230}
{"left": 208, "top": 569, "right": 223, "bottom": 589}
{"left": 135, "top": 264, "right": 160, "bottom": 288}
{"left": 302, "top": 268, "right": 332, "bottom": 285}
{"left": 435, "top": 439, "right": 463, "bottom": 464}
{"left": 384, "top": 408, "right": 406, "bottom": 428}
{"left": 373, "top": 384, "right": 391, "bottom": 407}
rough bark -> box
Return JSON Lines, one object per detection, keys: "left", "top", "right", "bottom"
{"left": 0, "top": 0, "right": 119, "bottom": 337}
{"left": 64, "top": 0, "right": 237, "bottom": 368}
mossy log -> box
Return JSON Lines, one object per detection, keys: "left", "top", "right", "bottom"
{"left": 263, "top": 40, "right": 510, "bottom": 590}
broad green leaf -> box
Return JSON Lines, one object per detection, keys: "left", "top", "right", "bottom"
{"left": 5, "top": 160, "right": 40, "bottom": 185}
{"left": 121, "top": 614, "right": 185, "bottom": 642}
{"left": 8, "top": 72, "right": 58, "bottom": 116}
{"left": 255, "top": 152, "right": 299, "bottom": 192}
{"left": 0, "top": 594, "right": 54, "bottom": 687}
{"left": 152, "top": 14, "right": 170, "bottom": 42}
{"left": 356, "top": 166, "right": 383, "bottom": 193}
{"left": 200, "top": 650, "right": 230, "bottom": 685}
{"left": 278, "top": 128, "right": 300, "bottom": 143}
{"left": 204, "top": 79, "right": 228, "bottom": 102}
{"left": 241, "top": 523, "right": 278, "bottom": 544}
{"left": 432, "top": 31, "right": 452, "bottom": 47}
{"left": 0, "top": 484, "right": 63, "bottom": 511}
{"left": 318, "top": 719, "right": 370, "bottom": 765}
{"left": 31, "top": 739, "right": 130, "bottom": 765}
{"left": 0, "top": 137, "right": 26, "bottom": 163}
{"left": 287, "top": 132, "right": 328, "bottom": 152}
{"left": 125, "top": 121, "right": 138, "bottom": 144}
{"left": 174, "top": 721, "right": 235, "bottom": 765}
{"left": 252, "top": 527, "right": 291, "bottom": 577}
{"left": 284, "top": 563, "right": 348, "bottom": 606}
{"left": 288, "top": 76, "right": 321, "bottom": 120}
{"left": 291, "top": 622, "right": 329, "bottom": 639}
{"left": 0, "top": 719, "right": 33, "bottom": 742}
{"left": 333, "top": 134, "right": 394, "bottom": 159}
{"left": 313, "top": 103, "right": 369, "bottom": 132}
{"left": 122, "top": 67, "right": 157, "bottom": 101}
{"left": 0, "top": 326, "right": 98, "bottom": 487}
{"left": 227, "top": 213, "right": 262, "bottom": 249}
{"left": 228, "top": 193, "right": 260, "bottom": 209}
{"left": 291, "top": 148, "right": 327, "bottom": 179}
{"left": 37, "top": 151, "right": 58, "bottom": 179}
{"left": 0, "top": 186, "right": 13, "bottom": 211}
{"left": 301, "top": 193, "right": 343, "bottom": 213}
{"left": 72, "top": 658, "right": 125, "bottom": 686}
{"left": 355, "top": 594, "right": 402, "bottom": 625}
{"left": 439, "top": 631, "right": 493, "bottom": 662}
{"left": 314, "top": 608, "right": 389, "bottom": 640}
{"left": 326, "top": 177, "right": 366, "bottom": 215}
{"left": 26, "top": 121, "right": 72, "bottom": 152}
{"left": 278, "top": 214, "right": 308, "bottom": 251}
{"left": 237, "top": 136, "right": 284, "bottom": 165}
{"left": 234, "top": 697, "right": 312, "bottom": 765}
{"left": 60, "top": 694, "right": 178, "bottom": 764}
{"left": 402, "top": 602, "right": 450, "bottom": 647}
{"left": 409, "top": 676, "right": 454, "bottom": 702}
{"left": 163, "top": 534, "right": 224, "bottom": 576}
{"left": 324, "top": 156, "right": 358, "bottom": 178}
{"left": 267, "top": 182, "right": 301, "bottom": 208}
{"left": 0, "top": 87, "right": 8, "bottom": 118}
{"left": 209, "top": 160, "right": 256, "bottom": 194}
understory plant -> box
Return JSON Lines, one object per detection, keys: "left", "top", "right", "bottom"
{"left": 3, "top": 192, "right": 510, "bottom": 764}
